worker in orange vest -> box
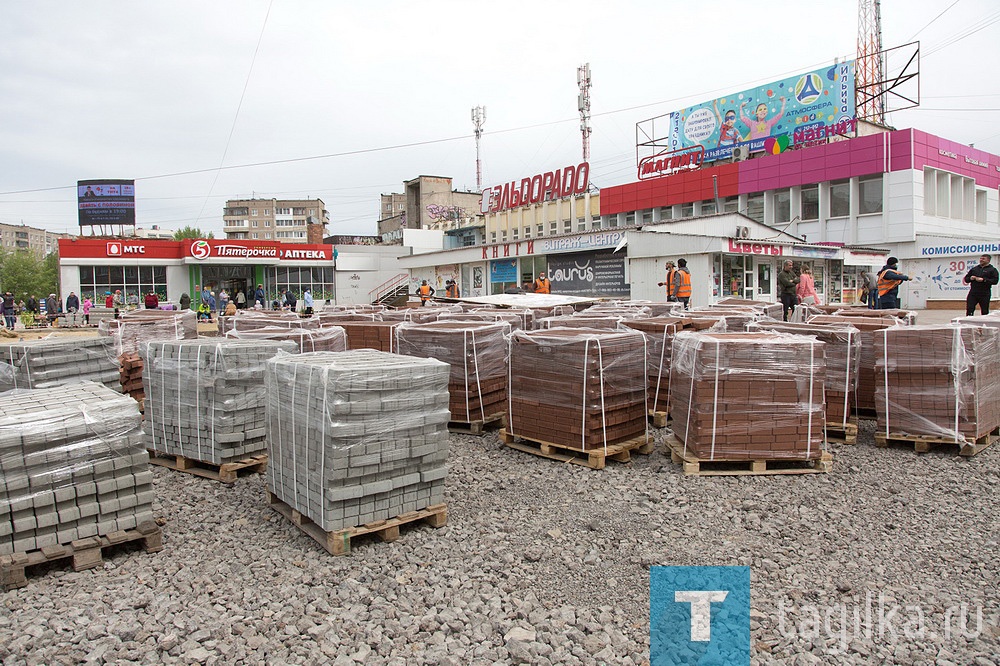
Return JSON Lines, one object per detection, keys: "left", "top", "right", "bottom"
{"left": 533, "top": 272, "right": 551, "bottom": 294}
{"left": 674, "top": 258, "right": 692, "bottom": 310}
{"left": 657, "top": 260, "right": 677, "bottom": 302}
{"left": 417, "top": 280, "right": 435, "bottom": 306}
{"left": 445, "top": 279, "right": 460, "bottom": 299}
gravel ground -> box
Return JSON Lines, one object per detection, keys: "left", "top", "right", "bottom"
{"left": 1, "top": 417, "right": 997, "bottom": 666}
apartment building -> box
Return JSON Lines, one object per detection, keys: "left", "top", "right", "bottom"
{"left": 223, "top": 198, "right": 329, "bottom": 244}
{"left": 0, "top": 222, "right": 69, "bottom": 254}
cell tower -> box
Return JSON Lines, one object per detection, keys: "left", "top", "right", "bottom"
{"left": 577, "top": 63, "right": 592, "bottom": 161}
{"left": 857, "top": 0, "right": 885, "bottom": 124}
{"left": 472, "top": 106, "right": 486, "bottom": 191}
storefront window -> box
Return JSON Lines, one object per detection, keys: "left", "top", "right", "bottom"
{"left": 79, "top": 265, "right": 167, "bottom": 302}
{"left": 830, "top": 180, "right": 850, "bottom": 217}
{"left": 269, "top": 266, "right": 336, "bottom": 302}
{"left": 774, "top": 189, "right": 791, "bottom": 225}
{"left": 721, "top": 255, "right": 747, "bottom": 297}
{"left": 859, "top": 175, "right": 883, "bottom": 214}
{"left": 801, "top": 185, "right": 819, "bottom": 220}
{"left": 746, "top": 193, "right": 764, "bottom": 224}
{"left": 700, "top": 200, "right": 717, "bottom": 215}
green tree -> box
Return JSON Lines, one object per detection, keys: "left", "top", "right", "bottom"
{"left": 173, "top": 226, "right": 215, "bottom": 240}
{"left": 0, "top": 249, "right": 58, "bottom": 301}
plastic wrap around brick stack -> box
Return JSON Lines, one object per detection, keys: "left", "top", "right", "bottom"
{"left": 99, "top": 310, "right": 198, "bottom": 356}
{"left": 0, "top": 382, "right": 153, "bottom": 555}
{"left": 592, "top": 301, "right": 683, "bottom": 317}
{"left": 748, "top": 321, "right": 861, "bottom": 428}
{"left": 0, "top": 336, "right": 120, "bottom": 394}
{"left": 669, "top": 332, "right": 826, "bottom": 461}
{"left": 686, "top": 308, "right": 761, "bottom": 332}
{"left": 874, "top": 325, "right": 1000, "bottom": 442}
{"left": 952, "top": 313, "right": 1000, "bottom": 330}
{"left": 338, "top": 321, "right": 402, "bottom": 352}
{"left": 265, "top": 350, "right": 450, "bottom": 531}
{"left": 539, "top": 314, "right": 623, "bottom": 330}
{"left": 380, "top": 306, "right": 464, "bottom": 324}
{"left": 435, "top": 311, "right": 526, "bottom": 331}
{"left": 396, "top": 321, "right": 511, "bottom": 423}
{"left": 619, "top": 317, "right": 696, "bottom": 416}
{"left": 317, "top": 311, "right": 382, "bottom": 326}
{"left": 814, "top": 306, "right": 918, "bottom": 326}
{"left": 142, "top": 339, "right": 297, "bottom": 465}
{"left": 220, "top": 313, "right": 319, "bottom": 335}
{"left": 469, "top": 308, "right": 535, "bottom": 330}
{"left": 715, "top": 297, "right": 783, "bottom": 320}
{"left": 226, "top": 326, "right": 348, "bottom": 353}
{"left": 508, "top": 328, "right": 648, "bottom": 450}
{"left": 809, "top": 314, "right": 906, "bottom": 413}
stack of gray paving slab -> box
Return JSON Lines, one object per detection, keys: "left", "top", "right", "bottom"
{"left": 0, "top": 336, "right": 120, "bottom": 393}
{"left": 226, "top": 326, "right": 348, "bottom": 353}
{"left": 142, "top": 339, "right": 296, "bottom": 465}
{"left": 265, "top": 350, "right": 450, "bottom": 531}
{"left": 99, "top": 310, "right": 198, "bottom": 356}
{"left": 0, "top": 382, "right": 153, "bottom": 555}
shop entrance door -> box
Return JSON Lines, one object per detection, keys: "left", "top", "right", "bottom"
{"left": 754, "top": 259, "right": 775, "bottom": 302}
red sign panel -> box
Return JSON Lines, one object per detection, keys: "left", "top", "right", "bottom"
{"left": 481, "top": 162, "right": 590, "bottom": 214}
{"left": 59, "top": 238, "right": 184, "bottom": 259}
{"left": 728, "top": 239, "right": 784, "bottom": 256}
{"left": 638, "top": 146, "right": 705, "bottom": 180}
{"left": 59, "top": 238, "right": 333, "bottom": 262}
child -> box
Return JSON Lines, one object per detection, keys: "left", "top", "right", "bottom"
{"left": 740, "top": 97, "right": 787, "bottom": 140}
{"left": 82, "top": 296, "right": 93, "bottom": 325}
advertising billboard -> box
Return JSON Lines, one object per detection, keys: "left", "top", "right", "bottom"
{"left": 547, "top": 250, "right": 630, "bottom": 298}
{"left": 77, "top": 179, "right": 136, "bottom": 228}
{"left": 665, "top": 61, "right": 855, "bottom": 163}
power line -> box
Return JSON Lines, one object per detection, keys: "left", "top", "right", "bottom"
{"left": 194, "top": 0, "right": 273, "bottom": 225}
{"left": 907, "top": 0, "right": 963, "bottom": 41}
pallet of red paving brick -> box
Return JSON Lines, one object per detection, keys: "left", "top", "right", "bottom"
{"left": 500, "top": 429, "right": 653, "bottom": 470}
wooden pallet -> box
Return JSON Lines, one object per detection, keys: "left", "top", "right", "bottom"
{"left": 267, "top": 492, "right": 447, "bottom": 556}
{"left": 874, "top": 429, "right": 997, "bottom": 457}
{"left": 448, "top": 412, "right": 505, "bottom": 435}
{"left": 852, "top": 407, "right": 878, "bottom": 420}
{"left": 499, "top": 429, "right": 653, "bottom": 470}
{"left": 1, "top": 521, "right": 163, "bottom": 591}
{"left": 147, "top": 451, "right": 267, "bottom": 483}
{"left": 648, "top": 410, "right": 670, "bottom": 428}
{"left": 665, "top": 436, "right": 833, "bottom": 477}
{"left": 825, "top": 420, "right": 858, "bottom": 445}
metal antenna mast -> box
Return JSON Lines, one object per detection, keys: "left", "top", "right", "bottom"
{"left": 577, "top": 63, "right": 592, "bottom": 161}
{"left": 857, "top": 0, "right": 885, "bottom": 124}
{"left": 472, "top": 106, "right": 486, "bottom": 191}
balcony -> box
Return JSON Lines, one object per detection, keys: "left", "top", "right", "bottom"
{"left": 223, "top": 219, "right": 249, "bottom": 229}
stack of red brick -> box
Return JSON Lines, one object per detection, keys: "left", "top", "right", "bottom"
{"left": 337, "top": 321, "right": 402, "bottom": 352}
{"left": 669, "top": 332, "right": 826, "bottom": 461}
{"left": 874, "top": 325, "right": 1000, "bottom": 441}
{"left": 508, "top": 328, "right": 648, "bottom": 450}
{"left": 748, "top": 321, "right": 861, "bottom": 427}
{"left": 809, "top": 314, "right": 907, "bottom": 413}
{"left": 619, "top": 317, "right": 697, "bottom": 415}
{"left": 436, "top": 311, "right": 527, "bottom": 331}
{"left": 396, "top": 321, "right": 511, "bottom": 423}
{"left": 119, "top": 352, "right": 145, "bottom": 406}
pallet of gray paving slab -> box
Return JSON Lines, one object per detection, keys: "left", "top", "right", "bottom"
{"left": 664, "top": 436, "right": 833, "bottom": 477}
{"left": 448, "top": 412, "right": 505, "bottom": 435}
{"left": 0, "top": 520, "right": 163, "bottom": 591}
{"left": 146, "top": 451, "right": 268, "bottom": 483}
{"left": 499, "top": 429, "right": 653, "bottom": 470}
{"left": 873, "top": 428, "right": 998, "bottom": 457}
{"left": 267, "top": 491, "right": 447, "bottom": 556}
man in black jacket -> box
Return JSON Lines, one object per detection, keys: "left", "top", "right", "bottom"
{"left": 964, "top": 254, "right": 1000, "bottom": 316}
